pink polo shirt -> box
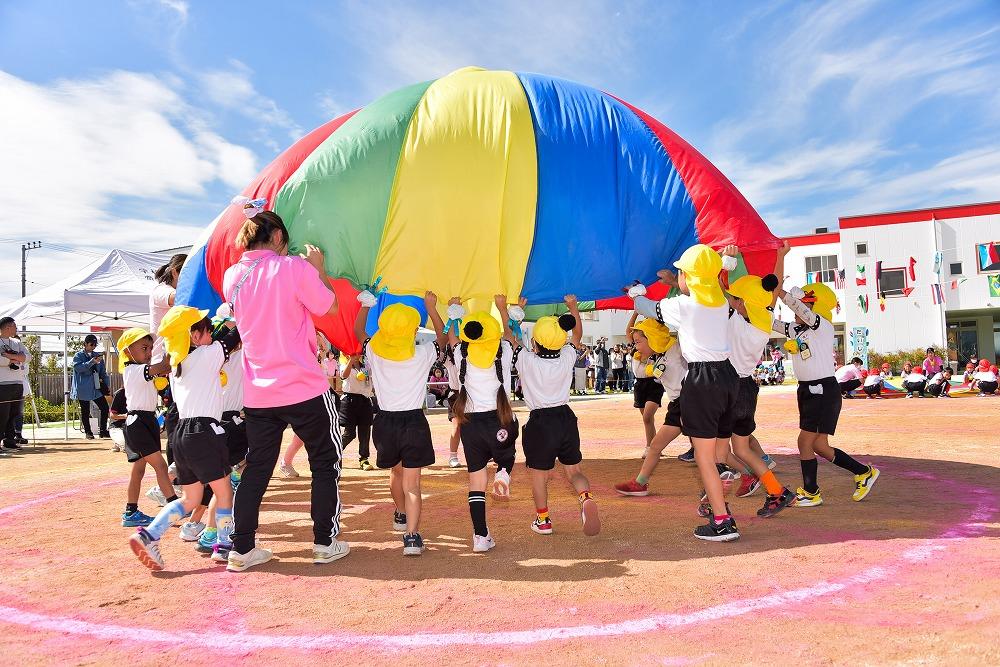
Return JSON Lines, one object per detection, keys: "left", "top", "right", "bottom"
{"left": 223, "top": 249, "right": 335, "bottom": 409}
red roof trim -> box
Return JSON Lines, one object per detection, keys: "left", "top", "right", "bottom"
{"left": 784, "top": 232, "right": 841, "bottom": 247}
{"left": 839, "top": 201, "right": 1000, "bottom": 229}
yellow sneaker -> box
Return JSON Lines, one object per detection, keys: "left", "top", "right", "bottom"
{"left": 852, "top": 466, "right": 880, "bottom": 501}
{"left": 793, "top": 487, "right": 823, "bottom": 507}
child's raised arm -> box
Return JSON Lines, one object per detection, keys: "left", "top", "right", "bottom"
{"left": 564, "top": 294, "right": 583, "bottom": 348}
{"left": 424, "top": 291, "right": 447, "bottom": 349}
{"left": 770, "top": 241, "right": 790, "bottom": 308}
{"left": 354, "top": 293, "right": 373, "bottom": 346}
{"left": 447, "top": 296, "right": 463, "bottom": 347}
{"left": 494, "top": 294, "right": 519, "bottom": 348}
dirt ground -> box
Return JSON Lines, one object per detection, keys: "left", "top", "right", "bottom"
{"left": 1, "top": 386, "right": 999, "bottom": 666}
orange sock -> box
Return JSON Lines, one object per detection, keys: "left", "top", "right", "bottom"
{"left": 760, "top": 471, "right": 783, "bottom": 496}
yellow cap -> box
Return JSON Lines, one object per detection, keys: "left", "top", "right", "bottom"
{"left": 674, "top": 244, "right": 725, "bottom": 307}
{"left": 727, "top": 275, "right": 774, "bottom": 333}
{"left": 369, "top": 303, "right": 421, "bottom": 361}
{"left": 532, "top": 316, "right": 569, "bottom": 351}
{"left": 801, "top": 283, "right": 838, "bottom": 322}
{"left": 630, "top": 318, "right": 675, "bottom": 354}
{"left": 158, "top": 305, "right": 210, "bottom": 368}
{"left": 116, "top": 327, "right": 152, "bottom": 372}
{"left": 459, "top": 311, "right": 502, "bottom": 369}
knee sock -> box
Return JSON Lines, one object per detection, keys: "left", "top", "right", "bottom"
{"left": 832, "top": 448, "right": 869, "bottom": 475}
{"left": 468, "top": 491, "right": 488, "bottom": 537}
{"left": 215, "top": 508, "right": 234, "bottom": 546}
{"left": 760, "top": 471, "right": 784, "bottom": 495}
{"left": 800, "top": 458, "right": 819, "bottom": 494}
{"left": 146, "top": 499, "right": 187, "bottom": 540}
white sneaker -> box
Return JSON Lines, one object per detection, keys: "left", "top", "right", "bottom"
{"left": 226, "top": 546, "right": 274, "bottom": 572}
{"left": 472, "top": 533, "right": 495, "bottom": 553}
{"left": 448, "top": 455, "right": 461, "bottom": 468}
{"left": 279, "top": 463, "right": 299, "bottom": 478}
{"left": 145, "top": 485, "right": 167, "bottom": 507}
{"left": 492, "top": 468, "right": 511, "bottom": 500}
{"left": 167, "top": 462, "right": 177, "bottom": 478}
{"left": 313, "top": 539, "right": 350, "bottom": 564}
{"left": 179, "top": 521, "right": 206, "bottom": 542}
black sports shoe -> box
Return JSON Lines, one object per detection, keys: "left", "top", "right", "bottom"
{"left": 694, "top": 516, "right": 740, "bottom": 542}
{"left": 757, "top": 487, "right": 795, "bottom": 518}
{"left": 392, "top": 511, "right": 407, "bottom": 531}
{"left": 677, "top": 447, "right": 695, "bottom": 463}
{"left": 3, "top": 441, "right": 22, "bottom": 450}
{"left": 402, "top": 532, "right": 425, "bottom": 556}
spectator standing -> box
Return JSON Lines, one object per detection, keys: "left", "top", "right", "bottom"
{"left": 71, "top": 334, "right": 111, "bottom": 439}
{"left": 0, "top": 317, "right": 28, "bottom": 452}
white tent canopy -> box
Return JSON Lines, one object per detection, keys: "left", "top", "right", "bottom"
{"left": 0, "top": 249, "right": 173, "bottom": 328}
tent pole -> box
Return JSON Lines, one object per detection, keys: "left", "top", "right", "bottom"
{"left": 64, "top": 307, "right": 68, "bottom": 441}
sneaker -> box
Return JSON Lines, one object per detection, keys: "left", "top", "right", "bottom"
{"left": 792, "top": 487, "right": 823, "bottom": 507}
{"left": 694, "top": 516, "right": 740, "bottom": 542}
{"left": 85, "top": 434, "right": 95, "bottom": 440}
{"left": 109, "top": 443, "right": 122, "bottom": 453}
{"left": 211, "top": 543, "right": 232, "bottom": 563}
{"left": 313, "top": 539, "right": 350, "bottom": 564}
{"left": 852, "top": 466, "right": 880, "bottom": 502}
{"left": 122, "top": 509, "right": 154, "bottom": 527}
{"left": 226, "top": 546, "right": 274, "bottom": 572}
{"left": 736, "top": 474, "right": 761, "bottom": 498}
{"left": 718, "top": 465, "right": 741, "bottom": 495}
{"left": 580, "top": 498, "right": 601, "bottom": 536}
{"left": 16, "top": 436, "right": 28, "bottom": 445}
{"left": 677, "top": 447, "right": 695, "bottom": 463}
{"left": 697, "top": 500, "right": 712, "bottom": 518}
{"left": 196, "top": 528, "right": 218, "bottom": 553}
{"left": 492, "top": 468, "right": 511, "bottom": 500}
{"left": 448, "top": 454, "right": 461, "bottom": 468}
{"left": 614, "top": 479, "right": 649, "bottom": 497}
{"left": 98, "top": 431, "right": 111, "bottom": 439}
{"left": 167, "top": 462, "right": 177, "bottom": 478}
{"left": 392, "top": 511, "right": 407, "bottom": 532}
{"left": 472, "top": 533, "right": 495, "bottom": 553}
{"left": 129, "top": 528, "right": 164, "bottom": 570}
{"left": 278, "top": 463, "right": 299, "bottom": 478}
{"left": 145, "top": 486, "right": 167, "bottom": 507}
{"left": 905, "top": 394, "right": 913, "bottom": 399}
{"left": 402, "top": 532, "right": 425, "bottom": 556}
{"left": 757, "top": 487, "right": 795, "bottom": 518}
{"left": 179, "top": 521, "right": 206, "bottom": 542}
{"left": 531, "top": 516, "right": 553, "bottom": 535}
{"left": 762, "top": 454, "right": 777, "bottom": 470}
{"left": 359, "top": 458, "right": 374, "bottom": 471}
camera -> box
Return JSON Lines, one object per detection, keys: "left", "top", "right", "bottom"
{"left": 3, "top": 346, "right": 19, "bottom": 371}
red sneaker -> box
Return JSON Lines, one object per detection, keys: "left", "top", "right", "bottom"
{"left": 581, "top": 498, "right": 601, "bottom": 536}
{"left": 531, "top": 517, "right": 553, "bottom": 535}
{"left": 614, "top": 479, "right": 650, "bottom": 497}
{"left": 736, "top": 474, "right": 761, "bottom": 498}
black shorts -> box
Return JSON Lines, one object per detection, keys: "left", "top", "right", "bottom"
{"left": 863, "top": 383, "right": 882, "bottom": 396}
{"left": 979, "top": 381, "right": 998, "bottom": 393}
{"left": 633, "top": 377, "right": 665, "bottom": 408}
{"left": 796, "top": 378, "right": 842, "bottom": 435}
{"left": 663, "top": 397, "right": 683, "bottom": 428}
{"left": 730, "top": 376, "right": 760, "bottom": 437}
{"left": 462, "top": 411, "right": 518, "bottom": 473}
{"left": 522, "top": 405, "right": 582, "bottom": 470}
{"left": 221, "top": 410, "right": 247, "bottom": 466}
{"left": 372, "top": 409, "right": 435, "bottom": 469}
{"left": 172, "top": 417, "right": 230, "bottom": 485}
{"left": 124, "top": 410, "right": 160, "bottom": 461}
{"left": 339, "top": 393, "right": 374, "bottom": 429}
{"left": 679, "top": 361, "right": 738, "bottom": 439}
{"left": 903, "top": 381, "right": 926, "bottom": 394}
{"left": 927, "top": 382, "right": 945, "bottom": 396}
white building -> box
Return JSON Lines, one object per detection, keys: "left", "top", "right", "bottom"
{"left": 782, "top": 201, "right": 1000, "bottom": 367}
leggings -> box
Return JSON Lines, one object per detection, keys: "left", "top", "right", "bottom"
{"left": 78, "top": 396, "right": 109, "bottom": 435}
{"left": 612, "top": 368, "right": 625, "bottom": 391}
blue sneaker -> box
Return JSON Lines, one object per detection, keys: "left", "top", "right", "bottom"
{"left": 677, "top": 448, "right": 695, "bottom": 464}
{"left": 122, "top": 510, "right": 154, "bottom": 527}
{"left": 762, "top": 454, "right": 776, "bottom": 470}
{"left": 196, "top": 528, "right": 218, "bottom": 554}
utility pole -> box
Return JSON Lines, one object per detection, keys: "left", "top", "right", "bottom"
{"left": 21, "top": 241, "right": 42, "bottom": 298}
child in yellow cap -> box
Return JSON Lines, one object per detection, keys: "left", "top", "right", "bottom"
{"left": 116, "top": 328, "right": 174, "bottom": 529}
{"left": 629, "top": 243, "right": 740, "bottom": 542}
{"left": 497, "top": 294, "right": 600, "bottom": 538}
{"left": 447, "top": 299, "right": 517, "bottom": 553}
{"left": 128, "top": 306, "right": 244, "bottom": 571}
{"left": 772, "top": 279, "right": 880, "bottom": 506}
{"left": 355, "top": 290, "right": 447, "bottom": 556}
{"left": 625, "top": 313, "right": 674, "bottom": 454}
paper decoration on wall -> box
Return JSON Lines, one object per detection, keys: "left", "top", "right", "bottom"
{"left": 875, "top": 260, "right": 882, "bottom": 282}
{"left": 908, "top": 257, "right": 917, "bottom": 281}
{"left": 950, "top": 278, "right": 967, "bottom": 289}
{"left": 933, "top": 251, "right": 943, "bottom": 276}
{"left": 849, "top": 326, "right": 870, "bottom": 369}
{"left": 856, "top": 265, "right": 866, "bottom": 286}
{"left": 901, "top": 287, "right": 914, "bottom": 297}
{"left": 833, "top": 268, "right": 845, "bottom": 289}
{"left": 879, "top": 292, "right": 886, "bottom": 311}
{"left": 858, "top": 294, "right": 869, "bottom": 313}
{"left": 989, "top": 274, "right": 1000, "bottom": 298}
{"left": 930, "top": 283, "right": 944, "bottom": 305}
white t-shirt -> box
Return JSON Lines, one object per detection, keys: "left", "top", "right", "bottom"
{"left": 221, "top": 348, "right": 244, "bottom": 413}
{"left": 123, "top": 363, "right": 158, "bottom": 412}
{"left": 0, "top": 337, "right": 28, "bottom": 385}
{"left": 775, "top": 317, "right": 836, "bottom": 382}
{"left": 341, "top": 361, "right": 373, "bottom": 397}
{"left": 974, "top": 371, "right": 998, "bottom": 383}
{"left": 657, "top": 344, "right": 687, "bottom": 401}
{"left": 727, "top": 313, "right": 771, "bottom": 378}
{"left": 515, "top": 345, "right": 577, "bottom": 410}
{"left": 171, "top": 342, "right": 227, "bottom": 421}
{"left": 904, "top": 372, "right": 926, "bottom": 384}
{"left": 834, "top": 365, "right": 863, "bottom": 383}
{"left": 451, "top": 340, "right": 513, "bottom": 413}
{"left": 863, "top": 373, "right": 883, "bottom": 387}
{"left": 927, "top": 372, "right": 947, "bottom": 386}
{"left": 149, "top": 282, "right": 174, "bottom": 362}
{"left": 653, "top": 295, "right": 730, "bottom": 363}
{"left": 611, "top": 353, "right": 624, "bottom": 370}
{"left": 365, "top": 341, "right": 438, "bottom": 411}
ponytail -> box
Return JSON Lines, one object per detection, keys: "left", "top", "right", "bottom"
{"left": 154, "top": 253, "right": 188, "bottom": 284}
{"left": 236, "top": 210, "right": 289, "bottom": 250}
{"left": 494, "top": 348, "right": 514, "bottom": 427}
{"left": 452, "top": 342, "right": 471, "bottom": 425}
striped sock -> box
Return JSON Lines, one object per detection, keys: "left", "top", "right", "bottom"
{"left": 536, "top": 506, "right": 549, "bottom": 522}
{"left": 468, "top": 492, "right": 488, "bottom": 537}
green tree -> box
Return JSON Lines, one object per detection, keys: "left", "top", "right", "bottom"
{"left": 21, "top": 334, "right": 41, "bottom": 396}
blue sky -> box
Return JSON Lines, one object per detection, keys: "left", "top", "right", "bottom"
{"left": 2, "top": 0, "right": 999, "bottom": 303}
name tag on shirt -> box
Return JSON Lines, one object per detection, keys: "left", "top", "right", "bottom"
{"left": 210, "top": 423, "right": 226, "bottom": 436}
{"left": 797, "top": 338, "right": 812, "bottom": 360}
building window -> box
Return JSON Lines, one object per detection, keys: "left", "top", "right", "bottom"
{"left": 975, "top": 242, "right": 1000, "bottom": 273}
{"left": 804, "top": 254, "right": 839, "bottom": 283}
{"left": 855, "top": 242, "right": 868, "bottom": 257}
{"left": 878, "top": 267, "right": 907, "bottom": 296}
{"left": 950, "top": 262, "right": 963, "bottom": 275}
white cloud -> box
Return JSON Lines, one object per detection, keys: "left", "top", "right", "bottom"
{"left": 317, "top": 92, "right": 349, "bottom": 120}
{"left": 197, "top": 59, "right": 303, "bottom": 143}
{"left": 157, "top": 0, "right": 188, "bottom": 23}
{"left": 0, "top": 69, "right": 257, "bottom": 303}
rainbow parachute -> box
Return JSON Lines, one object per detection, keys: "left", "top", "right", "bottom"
{"left": 177, "top": 67, "right": 779, "bottom": 352}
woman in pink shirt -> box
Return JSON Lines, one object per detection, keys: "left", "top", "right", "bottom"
{"left": 221, "top": 203, "right": 347, "bottom": 572}
{"left": 922, "top": 347, "right": 944, "bottom": 377}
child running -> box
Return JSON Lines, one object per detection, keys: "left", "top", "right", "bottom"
{"left": 626, "top": 311, "right": 665, "bottom": 457}
{"left": 355, "top": 291, "right": 446, "bottom": 556}
{"left": 128, "top": 306, "right": 242, "bottom": 570}
{"left": 339, "top": 353, "right": 375, "bottom": 471}
{"left": 448, "top": 300, "right": 517, "bottom": 552}
{"left": 772, "top": 282, "right": 880, "bottom": 507}
{"left": 117, "top": 328, "right": 176, "bottom": 528}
